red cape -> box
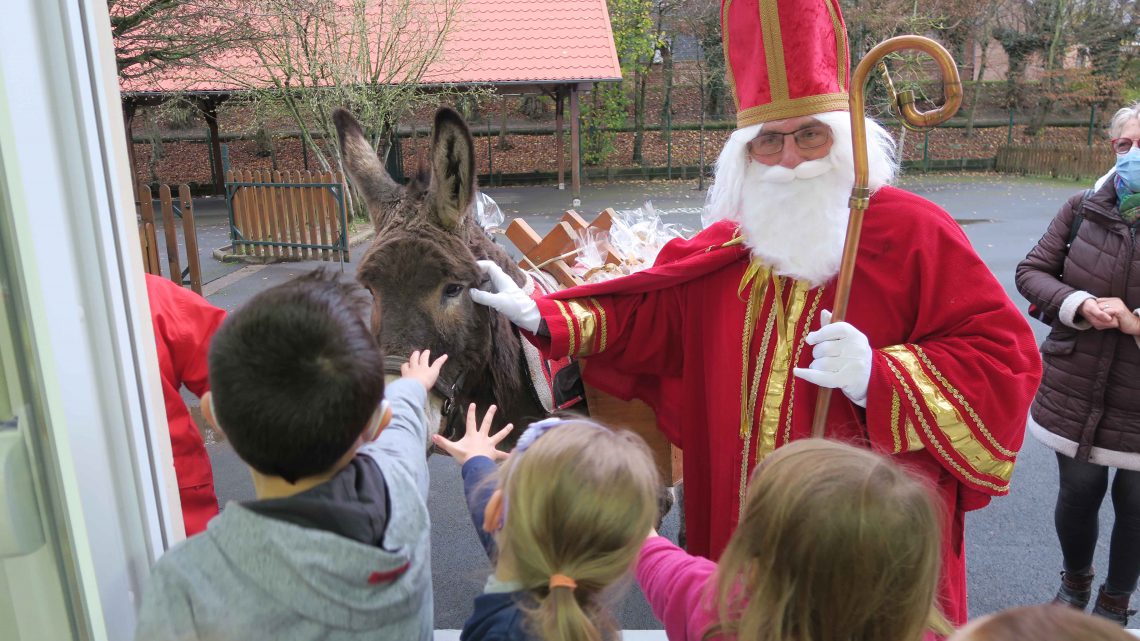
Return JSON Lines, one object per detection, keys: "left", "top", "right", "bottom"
{"left": 527, "top": 186, "right": 1042, "bottom": 624}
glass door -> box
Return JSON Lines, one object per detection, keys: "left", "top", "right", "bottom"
{"left": 0, "top": 184, "right": 79, "bottom": 640}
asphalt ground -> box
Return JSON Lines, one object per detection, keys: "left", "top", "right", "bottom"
{"left": 183, "top": 173, "right": 1125, "bottom": 629}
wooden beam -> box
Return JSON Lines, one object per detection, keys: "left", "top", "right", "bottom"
{"left": 505, "top": 218, "right": 542, "bottom": 256}
{"left": 570, "top": 85, "right": 581, "bottom": 201}
{"left": 123, "top": 100, "right": 138, "bottom": 187}
{"left": 555, "top": 87, "right": 565, "bottom": 190}
{"left": 559, "top": 210, "right": 588, "bottom": 230}
{"left": 200, "top": 99, "right": 225, "bottom": 196}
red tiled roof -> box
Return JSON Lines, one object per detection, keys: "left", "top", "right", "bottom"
{"left": 119, "top": 0, "right": 621, "bottom": 94}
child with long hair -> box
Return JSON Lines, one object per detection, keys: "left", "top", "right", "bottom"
{"left": 637, "top": 438, "right": 953, "bottom": 641}
{"left": 432, "top": 406, "right": 660, "bottom": 641}
{"left": 948, "top": 604, "right": 1135, "bottom": 641}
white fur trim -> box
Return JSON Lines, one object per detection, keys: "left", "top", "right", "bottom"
{"left": 518, "top": 271, "right": 554, "bottom": 413}
{"left": 1059, "top": 290, "right": 1095, "bottom": 329}
{"left": 1030, "top": 419, "right": 1140, "bottom": 472}
{"left": 1090, "top": 446, "right": 1140, "bottom": 471}
{"left": 519, "top": 337, "right": 554, "bottom": 413}
{"left": 1133, "top": 308, "right": 1140, "bottom": 350}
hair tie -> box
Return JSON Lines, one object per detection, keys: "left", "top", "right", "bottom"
{"left": 548, "top": 574, "right": 577, "bottom": 591}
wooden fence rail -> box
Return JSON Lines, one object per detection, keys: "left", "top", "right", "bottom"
{"left": 137, "top": 182, "right": 202, "bottom": 294}
{"left": 995, "top": 145, "right": 1114, "bottom": 182}
{"left": 224, "top": 169, "right": 348, "bottom": 261}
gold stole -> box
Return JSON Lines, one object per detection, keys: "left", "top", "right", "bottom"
{"left": 736, "top": 259, "right": 825, "bottom": 514}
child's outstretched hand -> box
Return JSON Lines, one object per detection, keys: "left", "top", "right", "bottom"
{"left": 431, "top": 404, "right": 513, "bottom": 465}
{"left": 402, "top": 350, "right": 448, "bottom": 391}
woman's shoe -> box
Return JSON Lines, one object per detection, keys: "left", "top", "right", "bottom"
{"left": 1052, "top": 569, "right": 1095, "bottom": 610}
{"left": 1091, "top": 585, "right": 1136, "bottom": 626}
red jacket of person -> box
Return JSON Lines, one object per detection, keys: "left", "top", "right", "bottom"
{"left": 145, "top": 274, "right": 226, "bottom": 536}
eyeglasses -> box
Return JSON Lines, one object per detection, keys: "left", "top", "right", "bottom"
{"left": 1110, "top": 137, "right": 1140, "bottom": 155}
{"left": 748, "top": 125, "right": 832, "bottom": 157}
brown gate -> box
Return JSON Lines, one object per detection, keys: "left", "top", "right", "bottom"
{"left": 224, "top": 170, "right": 349, "bottom": 261}
{"left": 137, "top": 182, "right": 202, "bottom": 294}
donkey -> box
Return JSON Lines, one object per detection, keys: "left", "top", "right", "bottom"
{"left": 333, "top": 107, "right": 547, "bottom": 442}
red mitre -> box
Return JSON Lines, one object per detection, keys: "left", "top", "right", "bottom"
{"left": 721, "top": 0, "right": 851, "bottom": 127}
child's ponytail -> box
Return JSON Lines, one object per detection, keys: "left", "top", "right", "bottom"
{"left": 534, "top": 579, "right": 603, "bottom": 641}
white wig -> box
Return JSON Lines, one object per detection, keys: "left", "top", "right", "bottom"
{"left": 704, "top": 111, "right": 899, "bottom": 226}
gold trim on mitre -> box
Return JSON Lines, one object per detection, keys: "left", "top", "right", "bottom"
{"left": 822, "top": 0, "right": 848, "bottom": 93}
{"left": 736, "top": 93, "right": 850, "bottom": 128}
{"left": 758, "top": 0, "right": 788, "bottom": 102}
{"left": 722, "top": 0, "right": 739, "bottom": 111}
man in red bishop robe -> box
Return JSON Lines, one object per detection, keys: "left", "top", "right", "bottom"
{"left": 471, "top": 0, "right": 1042, "bottom": 624}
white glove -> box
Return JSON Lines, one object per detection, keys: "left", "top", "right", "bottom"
{"left": 469, "top": 260, "right": 541, "bottom": 333}
{"left": 792, "top": 309, "right": 872, "bottom": 408}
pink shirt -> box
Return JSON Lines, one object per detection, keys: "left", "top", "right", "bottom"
{"left": 636, "top": 536, "right": 721, "bottom": 641}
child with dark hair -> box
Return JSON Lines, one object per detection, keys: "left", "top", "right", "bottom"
{"left": 135, "top": 270, "right": 446, "bottom": 641}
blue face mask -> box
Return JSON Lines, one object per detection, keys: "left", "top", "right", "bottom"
{"left": 1116, "top": 148, "right": 1140, "bottom": 192}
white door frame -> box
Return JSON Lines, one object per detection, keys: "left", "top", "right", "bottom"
{"left": 0, "top": 0, "right": 185, "bottom": 638}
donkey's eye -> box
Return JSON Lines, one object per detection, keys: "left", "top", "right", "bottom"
{"left": 444, "top": 284, "right": 464, "bottom": 298}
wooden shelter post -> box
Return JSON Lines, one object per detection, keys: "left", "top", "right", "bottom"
{"left": 555, "top": 86, "right": 565, "bottom": 190}
{"left": 123, "top": 99, "right": 138, "bottom": 187}
{"left": 570, "top": 84, "right": 581, "bottom": 201}
{"left": 199, "top": 97, "right": 226, "bottom": 196}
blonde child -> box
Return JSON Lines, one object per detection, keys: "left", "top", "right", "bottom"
{"left": 432, "top": 407, "right": 660, "bottom": 641}
{"left": 636, "top": 438, "right": 953, "bottom": 641}
{"left": 948, "top": 604, "right": 1135, "bottom": 641}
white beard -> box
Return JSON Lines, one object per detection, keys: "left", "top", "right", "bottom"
{"left": 704, "top": 111, "right": 898, "bottom": 287}
{"left": 736, "top": 157, "right": 852, "bottom": 286}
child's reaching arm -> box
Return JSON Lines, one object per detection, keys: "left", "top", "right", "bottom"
{"left": 365, "top": 350, "right": 447, "bottom": 499}
{"left": 433, "top": 404, "right": 513, "bottom": 560}
{"left": 460, "top": 456, "right": 499, "bottom": 559}
{"left": 637, "top": 534, "right": 719, "bottom": 641}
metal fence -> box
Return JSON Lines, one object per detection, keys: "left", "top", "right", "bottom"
{"left": 224, "top": 170, "right": 349, "bottom": 261}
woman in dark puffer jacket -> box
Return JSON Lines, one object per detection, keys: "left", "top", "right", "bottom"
{"left": 1016, "top": 101, "right": 1140, "bottom": 627}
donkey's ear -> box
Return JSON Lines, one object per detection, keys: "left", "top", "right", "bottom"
{"left": 429, "top": 108, "right": 476, "bottom": 231}
{"left": 333, "top": 108, "right": 402, "bottom": 227}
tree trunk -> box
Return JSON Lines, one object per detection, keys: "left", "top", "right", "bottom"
{"left": 660, "top": 41, "right": 674, "bottom": 125}
{"left": 965, "top": 13, "right": 994, "bottom": 138}
{"left": 632, "top": 67, "right": 648, "bottom": 165}
{"left": 661, "top": 38, "right": 674, "bottom": 176}
{"left": 698, "top": 65, "right": 707, "bottom": 191}
{"left": 497, "top": 94, "right": 512, "bottom": 150}
{"left": 1028, "top": 0, "right": 1068, "bottom": 136}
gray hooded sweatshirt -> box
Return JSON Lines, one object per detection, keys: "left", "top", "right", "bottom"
{"left": 134, "top": 378, "right": 432, "bottom": 641}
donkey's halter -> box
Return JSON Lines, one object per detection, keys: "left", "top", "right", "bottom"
{"left": 382, "top": 355, "right": 466, "bottom": 440}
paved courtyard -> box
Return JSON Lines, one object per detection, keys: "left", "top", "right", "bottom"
{"left": 179, "top": 173, "right": 1120, "bottom": 629}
